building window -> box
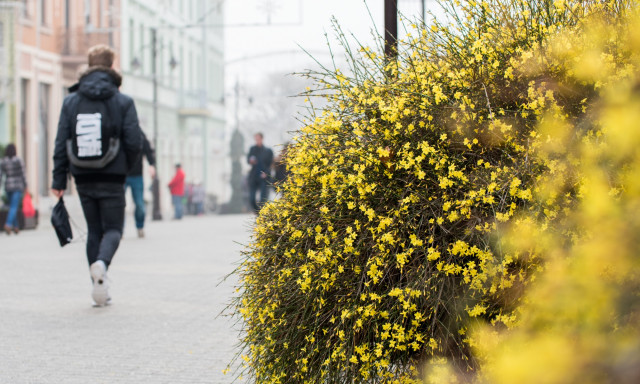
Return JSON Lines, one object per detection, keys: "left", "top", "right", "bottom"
{"left": 64, "top": 0, "right": 70, "bottom": 28}
{"left": 98, "top": 0, "right": 103, "bottom": 28}
{"left": 169, "top": 42, "right": 174, "bottom": 87}
{"left": 140, "top": 23, "right": 145, "bottom": 74}
{"left": 40, "top": 0, "right": 46, "bottom": 25}
{"left": 129, "top": 18, "right": 135, "bottom": 69}
{"left": 22, "top": 0, "right": 30, "bottom": 18}
{"left": 20, "top": 79, "right": 29, "bottom": 170}
{"left": 38, "top": 83, "right": 51, "bottom": 196}
{"left": 190, "top": 49, "right": 194, "bottom": 91}
{"left": 179, "top": 45, "right": 184, "bottom": 90}
{"left": 209, "top": 59, "right": 215, "bottom": 99}
{"left": 85, "top": 0, "right": 91, "bottom": 26}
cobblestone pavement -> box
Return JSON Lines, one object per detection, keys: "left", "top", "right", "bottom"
{"left": 0, "top": 203, "right": 253, "bottom": 383}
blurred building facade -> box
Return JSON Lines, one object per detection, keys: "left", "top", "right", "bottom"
{"left": 0, "top": 0, "right": 120, "bottom": 202}
{"left": 0, "top": 0, "right": 225, "bottom": 215}
{"left": 119, "top": 0, "right": 225, "bottom": 212}
{"left": 0, "top": 3, "right": 19, "bottom": 146}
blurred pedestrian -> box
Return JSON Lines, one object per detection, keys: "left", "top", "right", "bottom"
{"left": 247, "top": 132, "right": 273, "bottom": 213}
{"left": 168, "top": 163, "right": 185, "bottom": 219}
{"left": 273, "top": 142, "right": 290, "bottom": 186}
{"left": 186, "top": 182, "right": 194, "bottom": 214}
{"left": 192, "top": 181, "right": 206, "bottom": 215}
{"left": 125, "top": 131, "right": 156, "bottom": 238}
{"left": 0, "top": 143, "right": 27, "bottom": 235}
{"left": 51, "top": 44, "right": 143, "bottom": 306}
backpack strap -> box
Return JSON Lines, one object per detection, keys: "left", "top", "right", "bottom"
{"left": 66, "top": 137, "right": 120, "bottom": 169}
{"left": 104, "top": 96, "right": 123, "bottom": 138}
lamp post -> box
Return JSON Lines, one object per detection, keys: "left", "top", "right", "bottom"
{"left": 131, "top": 27, "right": 174, "bottom": 221}
{"left": 385, "top": 0, "right": 398, "bottom": 60}
{"left": 201, "top": 1, "right": 209, "bottom": 196}
{"left": 150, "top": 27, "right": 162, "bottom": 220}
{"left": 132, "top": 16, "right": 220, "bottom": 219}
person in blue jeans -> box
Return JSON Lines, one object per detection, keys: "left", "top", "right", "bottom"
{"left": 125, "top": 132, "right": 156, "bottom": 238}
{"left": 0, "top": 144, "right": 27, "bottom": 235}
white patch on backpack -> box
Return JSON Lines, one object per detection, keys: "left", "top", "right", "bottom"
{"left": 76, "top": 113, "right": 102, "bottom": 157}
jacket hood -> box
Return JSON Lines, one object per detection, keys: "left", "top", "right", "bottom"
{"left": 76, "top": 66, "right": 122, "bottom": 100}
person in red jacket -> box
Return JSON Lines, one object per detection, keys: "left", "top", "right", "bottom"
{"left": 168, "top": 163, "right": 185, "bottom": 219}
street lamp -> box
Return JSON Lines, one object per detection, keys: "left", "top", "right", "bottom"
{"left": 151, "top": 28, "right": 161, "bottom": 220}
{"left": 130, "top": 57, "right": 141, "bottom": 70}
{"left": 129, "top": 28, "right": 179, "bottom": 221}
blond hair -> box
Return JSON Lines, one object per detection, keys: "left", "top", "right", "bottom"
{"left": 87, "top": 44, "right": 115, "bottom": 68}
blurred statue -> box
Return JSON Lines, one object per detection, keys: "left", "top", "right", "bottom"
{"left": 227, "top": 128, "right": 245, "bottom": 213}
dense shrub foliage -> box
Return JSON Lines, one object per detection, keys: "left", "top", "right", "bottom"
{"left": 470, "top": 6, "right": 640, "bottom": 384}
{"left": 232, "top": 1, "right": 636, "bottom": 383}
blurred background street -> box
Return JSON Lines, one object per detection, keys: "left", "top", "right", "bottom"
{"left": 0, "top": 0, "right": 430, "bottom": 217}
{"left": 0, "top": 1, "right": 428, "bottom": 382}
{"left": 0, "top": 205, "right": 252, "bottom": 383}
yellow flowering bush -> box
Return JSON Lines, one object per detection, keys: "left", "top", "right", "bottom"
{"left": 233, "top": 1, "right": 633, "bottom": 383}
{"left": 470, "top": 5, "right": 640, "bottom": 384}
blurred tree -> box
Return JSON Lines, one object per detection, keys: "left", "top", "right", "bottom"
{"left": 238, "top": 72, "right": 323, "bottom": 146}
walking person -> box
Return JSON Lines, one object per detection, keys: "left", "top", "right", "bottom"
{"left": 191, "top": 181, "right": 206, "bottom": 215}
{"left": 0, "top": 144, "right": 27, "bottom": 235}
{"left": 168, "top": 163, "right": 185, "bottom": 220}
{"left": 125, "top": 131, "right": 156, "bottom": 238}
{"left": 273, "top": 143, "right": 290, "bottom": 185}
{"left": 271, "top": 143, "right": 290, "bottom": 200}
{"left": 51, "top": 44, "right": 142, "bottom": 306}
{"left": 247, "top": 132, "right": 273, "bottom": 213}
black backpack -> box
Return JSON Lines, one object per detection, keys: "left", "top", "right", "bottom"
{"left": 66, "top": 95, "right": 121, "bottom": 169}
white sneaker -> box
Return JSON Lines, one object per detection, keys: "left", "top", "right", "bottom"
{"left": 90, "top": 260, "right": 110, "bottom": 306}
{"left": 137, "top": 228, "right": 145, "bottom": 238}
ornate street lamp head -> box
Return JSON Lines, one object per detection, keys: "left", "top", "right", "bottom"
{"left": 130, "top": 57, "right": 141, "bottom": 71}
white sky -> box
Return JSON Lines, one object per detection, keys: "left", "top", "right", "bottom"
{"left": 224, "top": 0, "right": 431, "bottom": 84}
{"left": 223, "top": 0, "right": 436, "bottom": 144}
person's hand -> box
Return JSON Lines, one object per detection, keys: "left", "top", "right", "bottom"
{"left": 51, "top": 189, "right": 64, "bottom": 198}
{"left": 149, "top": 165, "right": 156, "bottom": 178}
{"left": 260, "top": 171, "right": 267, "bottom": 179}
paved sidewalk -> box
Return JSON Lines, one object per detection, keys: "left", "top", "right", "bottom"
{"left": 0, "top": 207, "right": 253, "bottom": 383}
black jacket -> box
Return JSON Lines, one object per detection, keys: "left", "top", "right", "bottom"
{"left": 128, "top": 131, "right": 155, "bottom": 176}
{"left": 247, "top": 145, "right": 273, "bottom": 182}
{"left": 52, "top": 67, "right": 142, "bottom": 190}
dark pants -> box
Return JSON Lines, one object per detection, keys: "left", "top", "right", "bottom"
{"left": 248, "top": 178, "right": 268, "bottom": 213}
{"left": 125, "top": 175, "right": 145, "bottom": 229}
{"left": 77, "top": 183, "right": 125, "bottom": 269}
